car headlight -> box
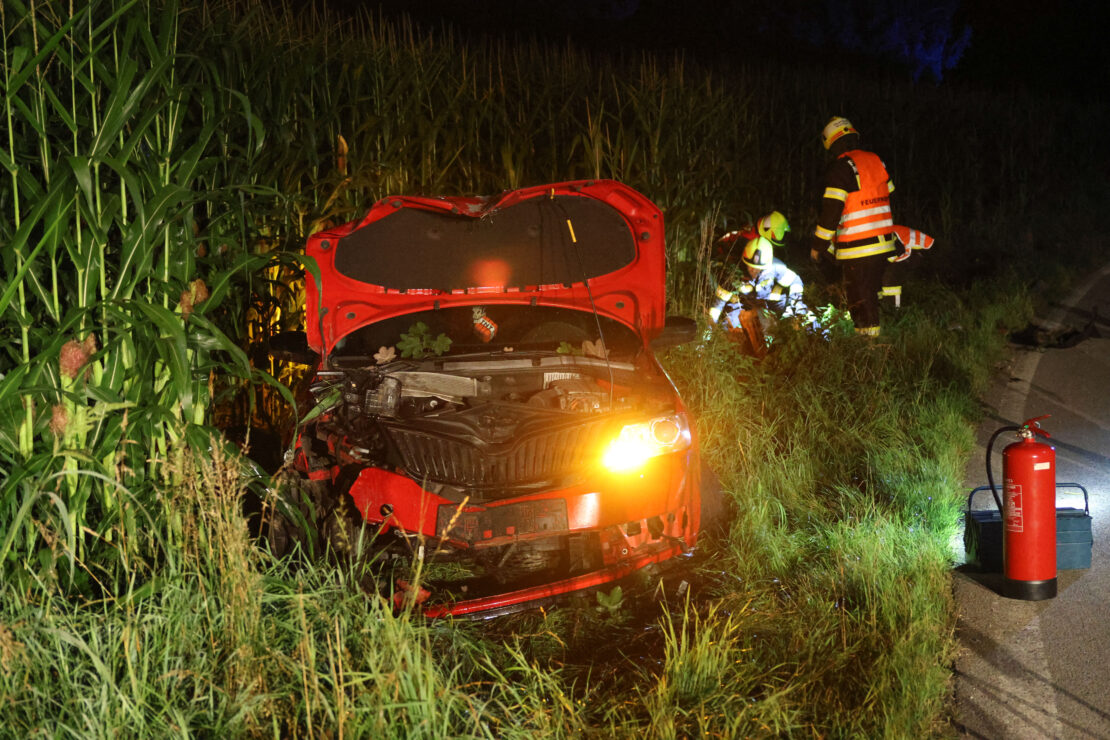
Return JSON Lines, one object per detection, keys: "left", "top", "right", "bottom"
{"left": 602, "top": 413, "right": 692, "bottom": 472}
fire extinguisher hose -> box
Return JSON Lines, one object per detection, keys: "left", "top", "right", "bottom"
{"left": 985, "top": 425, "right": 1020, "bottom": 512}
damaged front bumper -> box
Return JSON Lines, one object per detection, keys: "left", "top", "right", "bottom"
{"left": 342, "top": 456, "right": 701, "bottom": 618}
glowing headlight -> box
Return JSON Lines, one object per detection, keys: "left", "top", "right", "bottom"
{"left": 602, "top": 413, "right": 692, "bottom": 472}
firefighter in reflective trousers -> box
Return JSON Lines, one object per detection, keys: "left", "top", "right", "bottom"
{"left": 809, "top": 116, "right": 902, "bottom": 337}
{"left": 709, "top": 235, "right": 808, "bottom": 356}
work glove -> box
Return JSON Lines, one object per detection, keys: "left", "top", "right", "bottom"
{"left": 888, "top": 238, "right": 911, "bottom": 263}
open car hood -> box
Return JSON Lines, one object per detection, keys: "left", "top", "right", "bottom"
{"left": 303, "top": 180, "right": 666, "bottom": 355}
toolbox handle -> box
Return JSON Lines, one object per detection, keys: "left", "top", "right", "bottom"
{"left": 967, "top": 486, "right": 999, "bottom": 513}
{"left": 1056, "top": 482, "right": 1090, "bottom": 516}
{"left": 967, "top": 483, "right": 1089, "bottom": 515}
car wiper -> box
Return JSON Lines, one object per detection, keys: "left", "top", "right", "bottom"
{"left": 437, "top": 347, "right": 562, "bottom": 361}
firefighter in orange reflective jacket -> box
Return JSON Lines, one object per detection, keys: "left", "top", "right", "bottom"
{"left": 809, "top": 117, "right": 901, "bottom": 337}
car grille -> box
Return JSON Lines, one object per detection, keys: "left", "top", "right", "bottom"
{"left": 387, "top": 417, "right": 613, "bottom": 490}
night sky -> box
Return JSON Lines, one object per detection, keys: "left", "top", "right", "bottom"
{"left": 335, "top": 0, "right": 1108, "bottom": 100}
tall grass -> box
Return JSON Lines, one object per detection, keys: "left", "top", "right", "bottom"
{"left": 0, "top": 0, "right": 1105, "bottom": 737}
{"left": 654, "top": 320, "right": 983, "bottom": 735}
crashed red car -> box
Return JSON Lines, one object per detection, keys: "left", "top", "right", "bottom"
{"left": 273, "top": 179, "right": 706, "bottom": 617}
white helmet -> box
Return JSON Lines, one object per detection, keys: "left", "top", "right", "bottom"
{"left": 821, "top": 116, "right": 858, "bottom": 150}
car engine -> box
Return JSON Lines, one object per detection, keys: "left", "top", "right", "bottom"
{"left": 305, "top": 354, "right": 672, "bottom": 501}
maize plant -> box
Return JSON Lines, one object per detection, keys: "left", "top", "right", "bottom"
{"left": 0, "top": 0, "right": 274, "bottom": 586}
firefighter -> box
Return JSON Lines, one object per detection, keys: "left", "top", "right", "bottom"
{"left": 808, "top": 117, "right": 902, "bottom": 337}
{"left": 709, "top": 236, "right": 811, "bottom": 355}
{"left": 756, "top": 210, "right": 791, "bottom": 247}
{"left": 714, "top": 210, "right": 791, "bottom": 264}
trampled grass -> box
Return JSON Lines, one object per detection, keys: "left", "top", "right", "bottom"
{"left": 1, "top": 0, "right": 1107, "bottom": 737}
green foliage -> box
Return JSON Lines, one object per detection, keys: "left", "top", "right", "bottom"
{"left": 0, "top": 0, "right": 282, "bottom": 589}
{"left": 643, "top": 280, "right": 1033, "bottom": 735}
{"left": 595, "top": 585, "right": 624, "bottom": 616}
{"left": 0, "top": 445, "right": 584, "bottom": 737}
{"left": 397, "top": 321, "right": 453, "bottom": 358}
{"left": 301, "top": 386, "right": 342, "bottom": 426}
{"left": 0, "top": 0, "right": 1104, "bottom": 737}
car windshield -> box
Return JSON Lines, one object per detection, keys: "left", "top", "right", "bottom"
{"left": 332, "top": 305, "right": 642, "bottom": 360}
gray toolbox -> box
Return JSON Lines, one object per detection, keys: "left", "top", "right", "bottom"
{"left": 964, "top": 483, "right": 1092, "bottom": 571}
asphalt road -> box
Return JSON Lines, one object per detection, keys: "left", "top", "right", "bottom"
{"left": 953, "top": 264, "right": 1110, "bottom": 739}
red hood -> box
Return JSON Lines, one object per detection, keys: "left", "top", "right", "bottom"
{"left": 303, "top": 180, "right": 666, "bottom": 355}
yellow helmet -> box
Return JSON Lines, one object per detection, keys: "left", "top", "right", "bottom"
{"left": 757, "top": 211, "right": 790, "bottom": 245}
{"left": 742, "top": 236, "right": 773, "bottom": 270}
{"left": 821, "top": 116, "right": 858, "bottom": 150}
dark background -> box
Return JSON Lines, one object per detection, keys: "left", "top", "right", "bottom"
{"left": 329, "top": 0, "right": 1107, "bottom": 100}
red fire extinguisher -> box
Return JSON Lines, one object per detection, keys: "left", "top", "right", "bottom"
{"left": 1000, "top": 416, "right": 1057, "bottom": 600}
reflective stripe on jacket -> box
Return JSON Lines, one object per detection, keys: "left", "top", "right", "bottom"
{"left": 835, "top": 150, "right": 894, "bottom": 256}
{"left": 887, "top": 225, "right": 934, "bottom": 263}
{"left": 891, "top": 225, "right": 933, "bottom": 251}
{"left": 739, "top": 259, "right": 805, "bottom": 315}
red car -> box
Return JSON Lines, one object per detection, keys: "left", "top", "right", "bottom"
{"left": 273, "top": 180, "right": 707, "bottom": 617}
